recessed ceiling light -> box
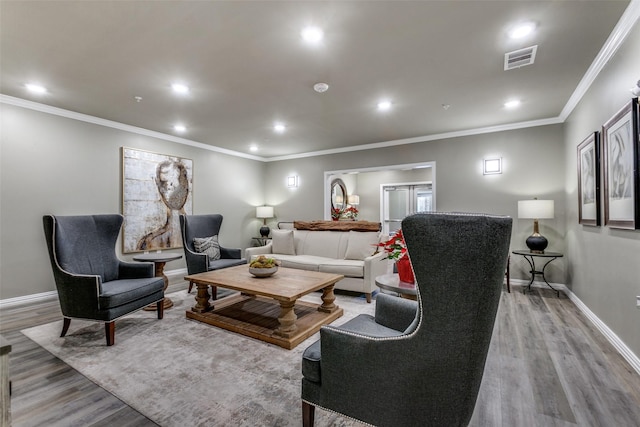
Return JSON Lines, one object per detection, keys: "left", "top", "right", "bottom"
{"left": 313, "top": 82, "right": 329, "bottom": 93}
{"left": 504, "top": 99, "right": 521, "bottom": 109}
{"left": 301, "top": 26, "right": 324, "bottom": 44}
{"left": 509, "top": 22, "right": 536, "bottom": 39}
{"left": 377, "top": 100, "right": 392, "bottom": 111}
{"left": 274, "top": 123, "right": 286, "bottom": 133}
{"left": 25, "top": 83, "right": 47, "bottom": 94}
{"left": 173, "top": 124, "right": 187, "bottom": 132}
{"left": 171, "top": 83, "right": 190, "bottom": 94}
{"left": 249, "top": 144, "right": 259, "bottom": 152}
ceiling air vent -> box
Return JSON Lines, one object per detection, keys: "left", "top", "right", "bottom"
{"left": 504, "top": 45, "right": 537, "bottom": 70}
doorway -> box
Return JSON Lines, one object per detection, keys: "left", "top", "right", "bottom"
{"left": 381, "top": 182, "right": 433, "bottom": 235}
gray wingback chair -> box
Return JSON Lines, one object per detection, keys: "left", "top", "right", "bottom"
{"left": 179, "top": 214, "right": 246, "bottom": 293}
{"left": 43, "top": 214, "right": 165, "bottom": 346}
{"left": 301, "top": 212, "right": 512, "bottom": 427}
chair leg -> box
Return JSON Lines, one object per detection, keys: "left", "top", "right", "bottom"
{"left": 302, "top": 401, "right": 315, "bottom": 427}
{"left": 60, "top": 317, "right": 71, "bottom": 337}
{"left": 105, "top": 321, "right": 115, "bottom": 346}
{"left": 188, "top": 281, "right": 194, "bottom": 293}
{"left": 157, "top": 298, "right": 164, "bottom": 319}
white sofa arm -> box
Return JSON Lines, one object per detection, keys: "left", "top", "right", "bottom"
{"left": 245, "top": 243, "right": 274, "bottom": 260}
{"left": 363, "top": 251, "right": 390, "bottom": 292}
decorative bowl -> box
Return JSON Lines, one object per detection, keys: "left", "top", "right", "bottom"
{"left": 249, "top": 266, "right": 278, "bottom": 278}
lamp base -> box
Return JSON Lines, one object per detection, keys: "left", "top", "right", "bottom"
{"left": 259, "top": 226, "right": 270, "bottom": 238}
{"left": 526, "top": 233, "right": 548, "bottom": 254}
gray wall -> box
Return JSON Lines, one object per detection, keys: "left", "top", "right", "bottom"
{"left": 0, "top": 104, "right": 265, "bottom": 299}
{"left": 264, "top": 124, "right": 567, "bottom": 285}
{"left": 563, "top": 22, "right": 640, "bottom": 357}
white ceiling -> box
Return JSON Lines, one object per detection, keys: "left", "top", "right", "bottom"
{"left": 0, "top": 1, "right": 634, "bottom": 160}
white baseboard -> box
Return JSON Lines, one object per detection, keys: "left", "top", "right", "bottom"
{"left": 0, "top": 268, "right": 189, "bottom": 309}
{"left": 509, "top": 279, "right": 640, "bottom": 376}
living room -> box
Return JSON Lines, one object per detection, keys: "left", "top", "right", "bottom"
{"left": 1, "top": 1, "right": 640, "bottom": 425}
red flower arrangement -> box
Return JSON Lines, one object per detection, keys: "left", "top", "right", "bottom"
{"left": 376, "top": 229, "right": 414, "bottom": 283}
{"left": 331, "top": 207, "right": 342, "bottom": 221}
{"left": 375, "top": 229, "right": 407, "bottom": 260}
{"left": 343, "top": 206, "right": 359, "bottom": 220}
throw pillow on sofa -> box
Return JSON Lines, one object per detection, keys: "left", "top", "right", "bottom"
{"left": 193, "top": 235, "right": 221, "bottom": 260}
{"left": 272, "top": 229, "right": 296, "bottom": 255}
{"left": 344, "top": 231, "right": 380, "bottom": 260}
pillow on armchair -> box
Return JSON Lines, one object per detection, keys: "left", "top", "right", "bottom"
{"left": 193, "top": 235, "right": 221, "bottom": 260}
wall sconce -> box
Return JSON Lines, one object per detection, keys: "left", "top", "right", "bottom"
{"left": 287, "top": 175, "right": 299, "bottom": 188}
{"left": 483, "top": 157, "right": 502, "bottom": 175}
{"left": 347, "top": 194, "right": 360, "bottom": 205}
{"left": 256, "top": 206, "right": 275, "bottom": 237}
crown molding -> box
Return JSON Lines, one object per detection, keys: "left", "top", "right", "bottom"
{"left": 560, "top": 0, "right": 640, "bottom": 121}
{"left": 3, "top": 0, "right": 637, "bottom": 167}
{"left": 0, "top": 94, "right": 266, "bottom": 162}
{"left": 265, "top": 117, "right": 562, "bottom": 162}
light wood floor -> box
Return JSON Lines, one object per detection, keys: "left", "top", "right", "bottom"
{"left": 1, "top": 282, "right": 640, "bottom": 426}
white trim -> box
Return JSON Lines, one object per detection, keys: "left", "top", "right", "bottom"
{"left": 564, "top": 286, "right": 640, "bottom": 376}
{"left": 509, "top": 279, "right": 640, "bottom": 376}
{"left": 0, "top": 267, "right": 188, "bottom": 309}
{"left": 266, "top": 117, "right": 561, "bottom": 162}
{"left": 0, "top": 94, "right": 265, "bottom": 162}
{"left": 560, "top": 0, "right": 640, "bottom": 120}
{"left": 0, "top": 290, "right": 58, "bottom": 308}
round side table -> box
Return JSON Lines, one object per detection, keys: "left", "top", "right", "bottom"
{"left": 133, "top": 253, "right": 182, "bottom": 310}
{"left": 375, "top": 273, "right": 417, "bottom": 300}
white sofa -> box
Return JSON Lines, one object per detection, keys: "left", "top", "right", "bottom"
{"left": 245, "top": 228, "right": 388, "bottom": 302}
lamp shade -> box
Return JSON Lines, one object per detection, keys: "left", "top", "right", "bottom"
{"left": 347, "top": 194, "right": 360, "bottom": 205}
{"left": 518, "top": 200, "right": 554, "bottom": 219}
{"left": 256, "top": 206, "right": 274, "bottom": 219}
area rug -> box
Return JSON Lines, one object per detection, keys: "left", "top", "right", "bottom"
{"left": 22, "top": 290, "right": 375, "bottom": 426}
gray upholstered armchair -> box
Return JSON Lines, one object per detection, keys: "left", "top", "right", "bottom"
{"left": 179, "top": 214, "right": 246, "bottom": 293}
{"left": 43, "top": 214, "right": 165, "bottom": 346}
{"left": 301, "top": 212, "right": 512, "bottom": 427}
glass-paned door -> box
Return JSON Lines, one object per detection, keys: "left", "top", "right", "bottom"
{"left": 382, "top": 183, "right": 433, "bottom": 235}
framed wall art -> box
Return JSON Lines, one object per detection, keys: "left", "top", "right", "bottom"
{"left": 577, "top": 131, "right": 601, "bottom": 226}
{"left": 602, "top": 98, "right": 639, "bottom": 230}
{"left": 122, "top": 147, "right": 193, "bottom": 253}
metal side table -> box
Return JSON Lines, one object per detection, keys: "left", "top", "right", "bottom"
{"left": 512, "top": 250, "right": 563, "bottom": 297}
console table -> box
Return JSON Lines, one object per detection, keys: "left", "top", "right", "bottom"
{"left": 511, "top": 250, "right": 563, "bottom": 297}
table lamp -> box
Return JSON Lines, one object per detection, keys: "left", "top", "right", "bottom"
{"left": 256, "top": 206, "right": 274, "bottom": 238}
{"left": 347, "top": 194, "right": 360, "bottom": 206}
{"left": 518, "top": 199, "right": 554, "bottom": 253}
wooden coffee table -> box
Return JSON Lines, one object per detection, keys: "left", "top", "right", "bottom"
{"left": 184, "top": 265, "right": 344, "bottom": 349}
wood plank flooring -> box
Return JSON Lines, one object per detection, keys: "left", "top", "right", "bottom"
{"left": 1, "top": 282, "right": 640, "bottom": 426}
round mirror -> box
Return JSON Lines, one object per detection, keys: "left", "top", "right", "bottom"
{"left": 330, "top": 178, "right": 347, "bottom": 218}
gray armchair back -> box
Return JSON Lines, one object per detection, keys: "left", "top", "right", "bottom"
{"left": 43, "top": 214, "right": 165, "bottom": 346}
{"left": 179, "top": 214, "right": 246, "bottom": 292}
{"left": 301, "top": 212, "right": 512, "bottom": 427}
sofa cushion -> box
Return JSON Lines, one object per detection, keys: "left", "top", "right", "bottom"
{"left": 296, "top": 230, "right": 348, "bottom": 259}
{"left": 272, "top": 254, "right": 321, "bottom": 271}
{"left": 318, "top": 259, "right": 364, "bottom": 278}
{"left": 344, "top": 231, "right": 380, "bottom": 260}
{"left": 193, "top": 235, "right": 221, "bottom": 260}
{"left": 272, "top": 229, "right": 296, "bottom": 255}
